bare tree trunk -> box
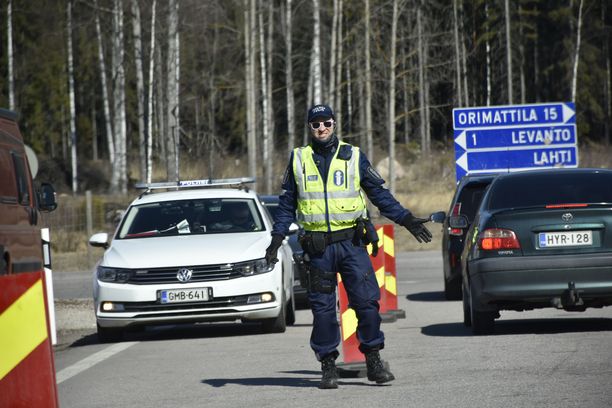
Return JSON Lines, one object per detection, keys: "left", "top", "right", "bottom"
{"left": 95, "top": 0, "right": 115, "bottom": 168}
{"left": 131, "top": 0, "right": 146, "bottom": 182}
{"left": 504, "top": 0, "right": 513, "bottom": 104}
{"left": 112, "top": 0, "right": 127, "bottom": 194}
{"left": 258, "top": 0, "right": 272, "bottom": 193}
{"left": 459, "top": 1, "right": 469, "bottom": 106}
{"left": 329, "top": 0, "right": 338, "bottom": 107}
{"left": 388, "top": 0, "right": 398, "bottom": 194}
{"left": 7, "top": 0, "right": 15, "bottom": 111}
{"left": 284, "top": 0, "right": 296, "bottom": 156}
{"left": 346, "top": 60, "right": 352, "bottom": 135}
{"left": 155, "top": 33, "right": 166, "bottom": 169}
{"left": 364, "top": 0, "right": 373, "bottom": 161}
{"left": 418, "top": 4, "right": 425, "bottom": 152}
{"left": 312, "top": 0, "right": 322, "bottom": 104}
{"left": 604, "top": 0, "right": 611, "bottom": 146}
{"left": 67, "top": 1, "right": 78, "bottom": 193}
{"left": 452, "top": 0, "right": 462, "bottom": 107}
{"left": 335, "top": 0, "right": 343, "bottom": 139}
{"left": 146, "top": 0, "right": 157, "bottom": 184}
{"left": 518, "top": 4, "right": 526, "bottom": 104}
{"left": 244, "top": 0, "right": 257, "bottom": 182}
{"left": 166, "top": 0, "right": 180, "bottom": 182}
{"left": 571, "top": 0, "right": 584, "bottom": 102}
{"left": 485, "top": 1, "right": 492, "bottom": 106}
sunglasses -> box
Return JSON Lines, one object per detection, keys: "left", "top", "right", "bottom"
{"left": 309, "top": 120, "right": 334, "bottom": 130}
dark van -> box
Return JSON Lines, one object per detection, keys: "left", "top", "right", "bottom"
{"left": 0, "top": 108, "right": 57, "bottom": 275}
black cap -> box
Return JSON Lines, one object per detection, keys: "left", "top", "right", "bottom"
{"left": 307, "top": 104, "right": 335, "bottom": 123}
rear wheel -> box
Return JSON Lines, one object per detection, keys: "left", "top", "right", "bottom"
{"left": 469, "top": 281, "right": 495, "bottom": 335}
{"left": 97, "top": 323, "right": 124, "bottom": 343}
{"left": 444, "top": 277, "right": 462, "bottom": 300}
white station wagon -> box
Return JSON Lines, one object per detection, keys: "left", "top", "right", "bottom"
{"left": 89, "top": 178, "right": 295, "bottom": 342}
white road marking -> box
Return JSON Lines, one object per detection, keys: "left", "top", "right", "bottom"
{"left": 56, "top": 341, "right": 138, "bottom": 384}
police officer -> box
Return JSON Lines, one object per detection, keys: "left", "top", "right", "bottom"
{"left": 265, "top": 104, "right": 432, "bottom": 389}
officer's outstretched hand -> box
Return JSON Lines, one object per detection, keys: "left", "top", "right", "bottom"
{"left": 401, "top": 213, "right": 432, "bottom": 243}
{"left": 265, "top": 234, "right": 284, "bottom": 266}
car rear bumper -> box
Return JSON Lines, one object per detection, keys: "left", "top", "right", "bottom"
{"left": 468, "top": 252, "right": 612, "bottom": 308}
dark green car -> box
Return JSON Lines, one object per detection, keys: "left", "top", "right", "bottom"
{"left": 460, "top": 168, "right": 612, "bottom": 334}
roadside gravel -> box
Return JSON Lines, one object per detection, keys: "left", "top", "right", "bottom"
{"left": 53, "top": 298, "right": 96, "bottom": 349}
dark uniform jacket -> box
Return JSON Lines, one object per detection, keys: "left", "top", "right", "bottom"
{"left": 272, "top": 137, "right": 410, "bottom": 236}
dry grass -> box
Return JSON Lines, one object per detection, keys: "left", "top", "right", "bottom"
{"left": 50, "top": 143, "right": 612, "bottom": 272}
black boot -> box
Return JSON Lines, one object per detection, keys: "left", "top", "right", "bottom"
{"left": 319, "top": 355, "right": 338, "bottom": 389}
{"left": 365, "top": 350, "right": 395, "bottom": 384}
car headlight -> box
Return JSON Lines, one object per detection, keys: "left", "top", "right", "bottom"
{"left": 234, "top": 258, "right": 274, "bottom": 276}
{"left": 97, "top": 266, "right": 132, "bottom": 283}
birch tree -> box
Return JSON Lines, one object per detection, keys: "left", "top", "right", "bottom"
{"left": 334, "top": 0, "right": 343, "bottom": 139}
{"left": 388, "top": 0, "right": 398, "bottom": 194}
{"left": 453, "top": 0, "right": 462, "bottom": 107}
{"left": 283, "top": 0, "right": 296, "bottom": 156}
{"left": 67, "top": 1, "right": 78, "bottom": 193}
{"left": 7, "top": 0, "right": 15, "bottom": 111}
{"left": 364, "top": 0, "right": 373, "bottom": 160}
{"left": 312, "top": 0, "right": 322, "bottom": 104}
{"left": 146, "top": 0, "right": 157, "bottom": 184}
{"left": 111, "top": 0, "right": 127, "bottom": 193}
{"left": 95, "top": 0, "right": 115, "bottom": 171}
{"left": 504, "top": 0, "right": 513, "bottom": 104}
{"left": 244, "top": 0, "right": 257, "bottom": 182}
{"left": 258, "top": 0, "right": 272, "bottom": 193}
{"left": 131, "top": 0, "right": 146, "bottom": 182}
{"left": 166, "top": 0, "right": 180, "bottom": 182}
{"left": 571, "top": 0, "right": 584, "bottom": 102}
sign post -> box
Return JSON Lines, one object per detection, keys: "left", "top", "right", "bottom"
{"left": 452, "top": 102, "right": 578, "bottom": 181}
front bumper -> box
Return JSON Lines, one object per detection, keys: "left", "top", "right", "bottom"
{"left": 95, "top": 272, "right": 282, "bottom": 328}
{"left": 468, "top": 252, "right": 612, "bottom": 309}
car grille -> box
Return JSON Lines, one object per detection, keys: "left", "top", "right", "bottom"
{"left": 128, "top": 264, "right": 242, "bottom": 284}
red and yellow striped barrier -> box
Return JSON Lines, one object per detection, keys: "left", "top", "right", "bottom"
{"left": 338, "top": 224, "right": 403, "bottom": 370}
{"left": 0, "top": 271, "right": 59, "bottom": 408}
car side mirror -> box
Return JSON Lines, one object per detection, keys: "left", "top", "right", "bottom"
{"left": 38, "top": 183, "right": 57, "bottom": 212}
{"left": 449, "top": 215, "right": 469, "bottom": 229}
{"left": 429, "top": 211, "right": 446, "bottom": 224}
{"left": 89, "top": 232, "right": 109, "bottom": 249}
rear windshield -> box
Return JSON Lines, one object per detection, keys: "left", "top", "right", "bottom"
{"left": 117, "top": 198, "right": 265, "bottom": 239}
{"left": 487, "top": 171, "right": 612, "bottom": 210}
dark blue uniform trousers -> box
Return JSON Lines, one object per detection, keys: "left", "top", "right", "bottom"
{"left": 307, "top": 240, "right": 384, "bottom": 361}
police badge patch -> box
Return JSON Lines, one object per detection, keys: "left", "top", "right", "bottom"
{"left": 334, "top": 170, "right": 344, "bottom": 186}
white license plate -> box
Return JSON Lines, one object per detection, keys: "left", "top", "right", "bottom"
{"left": 160, "top": 287, "right": 211, "bottom": 304}
{"left": 538, "top": 231, "right": 593, "bottom": 248}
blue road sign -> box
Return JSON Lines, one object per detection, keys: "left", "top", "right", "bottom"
{"left": 454, "top": 125, "right": 576, "bottom": 150}
{"left": 453, "top": 102, "right": 575, "bottom": 129}
{"left": 452, "top": 102, "right": 579, "bottom": 182}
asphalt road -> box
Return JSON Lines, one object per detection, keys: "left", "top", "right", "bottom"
{"left": 53, "top": 250, "right": 612, "bottom": 407}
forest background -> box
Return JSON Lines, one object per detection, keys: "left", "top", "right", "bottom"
{"left": 2, "top": 0, "right": 612, "bottom": 267}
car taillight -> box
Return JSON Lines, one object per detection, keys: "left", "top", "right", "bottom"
{"left": 545, "top": 203, "right": 588, "bottom": 209}
{"left": 451, "top": 202, "right": 462, "bottom": 216}
{"left": 478, "top": 228, "right": 520, "bottom": 250}
{"left": 449, "top": 228, "right": 463, "bottom": 236}
{"left": 449, "top": 203, "right": 464, "bottom": 236}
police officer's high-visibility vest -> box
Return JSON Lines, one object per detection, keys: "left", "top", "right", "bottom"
{"left": 293, "top": 142, "right": 367, "bottom": 232}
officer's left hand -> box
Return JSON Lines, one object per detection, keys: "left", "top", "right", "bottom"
{"left": 401, "top": 214, "right": 432, "bottom": 243}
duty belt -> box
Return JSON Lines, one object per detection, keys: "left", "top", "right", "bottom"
{"left": 305, "top": 228, "right": 355, "bottom": 245}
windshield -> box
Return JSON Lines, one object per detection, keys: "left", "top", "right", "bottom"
{"left": 488, "top": 171, "right": 612, "bottom": 210}
{"left": 117, "top": 198, "right": 265, "bottom": 239}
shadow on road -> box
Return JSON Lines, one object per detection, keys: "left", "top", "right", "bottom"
{"left": 201, "top": 370, "right": 371, "bottom": 388}
{"left": 421, "top": 317, "right": 612, "bottom": 337}
{"left": 63, "top": 322, "right": 301, "bottom": 348}
{"left": 406, "top": 291, "right": 448, "bottom": 302}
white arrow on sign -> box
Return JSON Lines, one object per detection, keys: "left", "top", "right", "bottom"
{"left": 456, "top": 151, "right": 468, "bottom": 172}
{"left": 562, "top": 103, "right": 575, "bottom": 123}
{"left": 455, "top": 131, "right": 467, "bottom": 150}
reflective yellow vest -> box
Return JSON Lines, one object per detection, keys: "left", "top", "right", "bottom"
{"left": 293, "top": 142, "right": 368, "bottom": 232}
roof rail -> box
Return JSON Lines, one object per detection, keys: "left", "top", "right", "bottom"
{"left": 134, "top": 177, "right": 256, "bottom": 193}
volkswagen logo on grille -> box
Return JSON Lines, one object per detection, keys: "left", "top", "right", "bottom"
{"left": 562, "top": 213, "right": 573, "bottom": 222}
{"left": 176, "top": 268, "right": 193, "bottom": 282}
